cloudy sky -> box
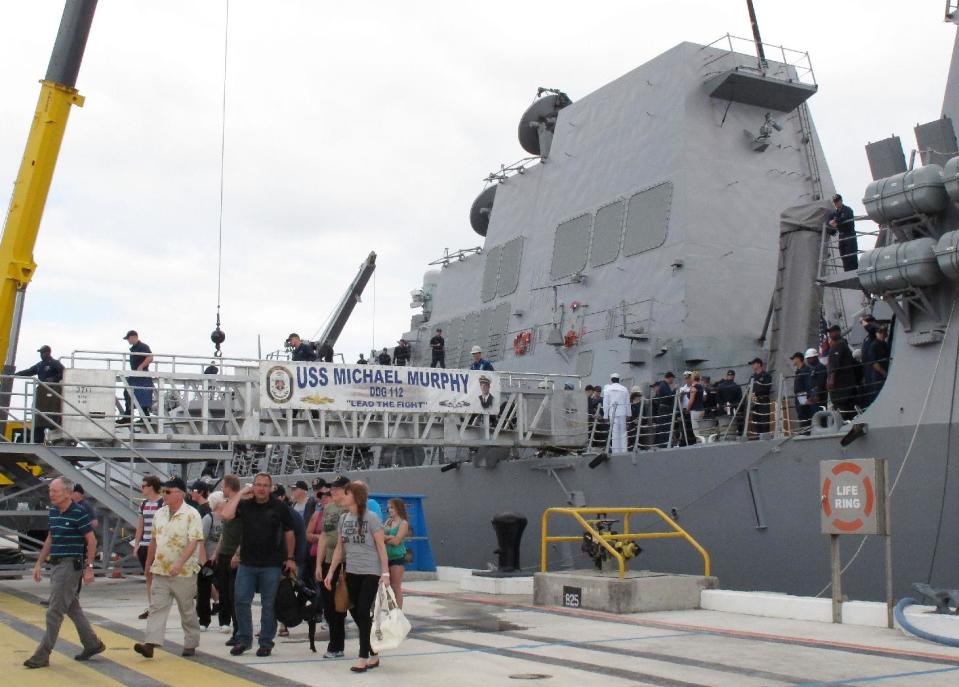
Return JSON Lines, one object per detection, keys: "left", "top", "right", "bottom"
{"left": 0, "top": 1, "right": 954, "bottom": 371}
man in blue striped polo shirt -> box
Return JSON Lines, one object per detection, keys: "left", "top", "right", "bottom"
{"left": 24, "top": 478, "right": 105, "bottom": 669}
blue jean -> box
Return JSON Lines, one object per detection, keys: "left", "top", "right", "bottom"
{"left": 234, "top": 564, "right": 282, "bottom": 648}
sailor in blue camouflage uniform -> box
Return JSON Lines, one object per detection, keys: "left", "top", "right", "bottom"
{"left": 24, "top": 477, "right": 105, "bottom": 669}
{"left": 16, "top": 344, "right": 65, "bottom": 442}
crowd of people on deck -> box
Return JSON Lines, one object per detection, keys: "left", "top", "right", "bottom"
{"left": 585, "top": 317, "right": 891, "bottom": 450}
{"left": 23, "top": 473, "right": 411, "bottom": 674}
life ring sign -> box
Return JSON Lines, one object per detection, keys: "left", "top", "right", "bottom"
{"left": 819, "top": 459, "right": 888, "bottom": 536}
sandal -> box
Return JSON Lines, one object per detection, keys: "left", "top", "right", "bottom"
{"left": 350, "top": 662, "right": 368, "bottom": 673}
{"left": 366, "top": 659, "right": 380, "bottom": 669}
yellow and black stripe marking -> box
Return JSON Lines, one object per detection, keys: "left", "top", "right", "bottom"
{"left": 0, "top": 591, "right": 305, "bottom": 687}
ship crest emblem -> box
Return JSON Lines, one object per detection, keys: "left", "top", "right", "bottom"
{"left": 266, "top": 366, "right": 294, "bottom": 404}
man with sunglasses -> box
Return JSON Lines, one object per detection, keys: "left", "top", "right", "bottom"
{"left": 134, "top": 477, "right": 204, "bottom": 659}
{"left": 132, "top": 475, "right": 163, "bottom": 620}
{"left": 221, "top": 472, "right": 296, "bottom": 657}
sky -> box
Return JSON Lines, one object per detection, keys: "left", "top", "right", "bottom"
{"left": 0, "top": 0, "right": 955, "bottom": 371}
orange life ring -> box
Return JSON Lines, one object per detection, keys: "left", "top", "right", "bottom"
{"left": 513, "top": 331, "right": 532, "bottom": 355}
{"left": 563, "top": 329, "right": 578, "bottom": 348}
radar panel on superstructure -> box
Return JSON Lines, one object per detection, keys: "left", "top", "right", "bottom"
{"left": 550, "top": 214, "right": 591, "bottom": 280}
{"left": 623, "top": 182, "right": 672, "bottom": 257}
{"left": 590, "top": 200, "right": 625, "bottom": 267}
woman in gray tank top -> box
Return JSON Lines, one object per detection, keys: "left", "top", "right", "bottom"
{"left": 323, "top": 480, "right": 389, "bottom": 673}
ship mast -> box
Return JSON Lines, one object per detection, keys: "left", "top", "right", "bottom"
{"left": 746, "top": 0, "right": 769, "bottom": 72}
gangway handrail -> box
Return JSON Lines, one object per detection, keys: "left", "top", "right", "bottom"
{"left": 540, "top": 506, "right": 711, "bottom": 579}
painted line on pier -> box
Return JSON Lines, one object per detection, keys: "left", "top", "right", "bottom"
{"left": 408, "top": 588, "right": 959, "bottom": 666}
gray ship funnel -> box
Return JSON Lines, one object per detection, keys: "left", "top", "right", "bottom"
{"left": 470, "top": 185, "right": 497, "bottom": 237}
{"left": 517, "top": 90, "right": 572, "bottom": 158}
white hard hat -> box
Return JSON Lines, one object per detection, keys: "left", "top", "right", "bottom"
{"left": 804, "top": 347, "right": 819, "bottom": 359}
{"left": 470, "top": 345, "right": 482, "bottom": 354}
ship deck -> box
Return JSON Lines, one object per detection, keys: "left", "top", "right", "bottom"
{"left": 2, "top": 576, "right": 959, "bottom": 686}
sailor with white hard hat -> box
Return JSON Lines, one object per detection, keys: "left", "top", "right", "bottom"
{"left": 804, "top": 347, "right": 828, "bottom": 416}
{"left": 469, "top": 345, "right": 494, "bottom": 371}
{"left": 602, "top": 372, "right": 630, "bottom": 453}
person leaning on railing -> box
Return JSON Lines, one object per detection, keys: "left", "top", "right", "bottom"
{"left": 826, "top": 193, "right": 858, "bottom": 272}
{"left": 748, "top": 358, "right": 773, "bottom": 437}
{"left": 825, "top": 324, "right": 858, "bottom": 421}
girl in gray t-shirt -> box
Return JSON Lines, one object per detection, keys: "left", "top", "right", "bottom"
{"left": 323, "top": 481, "right": 389, "bottom": 673}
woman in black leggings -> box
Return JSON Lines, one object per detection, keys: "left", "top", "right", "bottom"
{"left": 324, "top": 480, "right": 390, "bottom": 673}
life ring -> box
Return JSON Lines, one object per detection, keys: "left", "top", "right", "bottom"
{"left": 563, "top": 329, "right": 579, "bottom": 348}
{"left": 513, "top": 331, "right": 532, "bottom": 355}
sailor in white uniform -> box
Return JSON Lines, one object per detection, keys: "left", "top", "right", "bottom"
{"left": 602, "top": 372, "right": 630, "bottom": 453}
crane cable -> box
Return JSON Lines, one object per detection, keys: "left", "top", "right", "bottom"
{"left": 210, "top": 0, "right": 230, "bottom": 359}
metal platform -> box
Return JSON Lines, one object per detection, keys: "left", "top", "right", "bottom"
{"left": 705, "top": 68, "right": 818, "bottom": 111}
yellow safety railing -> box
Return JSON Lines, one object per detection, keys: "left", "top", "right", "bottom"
{"left": 540, "top": 507, "right": 711, "bottom": 580}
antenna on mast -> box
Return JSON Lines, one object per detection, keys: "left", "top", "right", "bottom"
{"left": 746, "top": 0, "right": 768, "bottom": 72}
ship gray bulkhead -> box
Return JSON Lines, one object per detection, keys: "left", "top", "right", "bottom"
{"left": 362, "top": 37, "right": 959, "bottom": 602}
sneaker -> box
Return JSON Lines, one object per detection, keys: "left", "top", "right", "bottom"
{"left": 323, "top": 650, "right": 344, "bottom": 659}
{"left": 200, "top": 625, "right": 210, "bottom": 632}
{"left": 23, "top": 655, "right": 49, "bottom": 669}
{"left": 219, "top": 625, "right": 232, "bottom": 634}
{"left": 229, "top": 644, "right": 249, "bottom": 656}
{"left": 278, "top": 627, "right": 289, "bottom": 637}
{"left": 133, "top": 643, "right": 155, "bottom": 659}
{"left": 181, "top": 648, "right": 196, "bottom": 657}
{"left": 320, "top": 622, "right": 329, "bottom": 631}
{"left": 256, "top": 646, "right": 272, "bottom": 657}
{"left": 224, "top": 636, "right": 238, "bottom": 646}
{"left": 74, "top": 641, "right": 106, "bottom": 661}
{"left": 137, "top": 610, "right": 149, "bottom": 620}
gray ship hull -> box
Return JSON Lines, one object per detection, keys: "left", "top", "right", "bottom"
{"left": 351, "top": 421, "right": 956, "bottom": 602}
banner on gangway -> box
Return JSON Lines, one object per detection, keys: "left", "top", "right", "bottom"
{"left": 259, "top": 362, "right": 501, "bottom": 414}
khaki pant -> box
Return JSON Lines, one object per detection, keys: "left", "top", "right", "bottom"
{"left": 145, "top": 573, "right": 201, "bottom": 650}
{"left": 33, "top": 559, "right": 100, "bottom": 660}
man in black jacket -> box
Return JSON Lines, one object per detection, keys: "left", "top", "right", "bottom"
{"left": 748, "top": 358, "right": 773, "bottom": 438}
{"left": 826, "top": 325, "right": 858, "bottom": 420}
{"left": 790, "top": 352, "right": 812, "bottom": 434}
{"left": 393, "top": 340, "right": 411, "bottom": 366}
{"left": 287, "top": 334, "right": 315, "bottom": 362}
{"left": 715, "top": 369, "right": 744, "bottom": 436}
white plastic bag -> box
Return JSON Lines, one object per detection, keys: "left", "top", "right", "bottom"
{"left": 370, "top": 585, "right": 411, "bottom": 652}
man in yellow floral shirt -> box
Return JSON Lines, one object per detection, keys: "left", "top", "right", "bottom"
{"left": 134, "top": 477, "right": 203, "bottom": 658}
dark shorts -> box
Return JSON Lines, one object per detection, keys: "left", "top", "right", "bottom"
{"left": 388, "top": 558, "right": 406, "bottom": 568}
{"left": 137, "top": 545, "right": 149, "bottom": 572}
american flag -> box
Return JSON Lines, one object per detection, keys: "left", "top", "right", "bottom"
{"left": 818, "top": 312, "right": 830, "bottom": 357}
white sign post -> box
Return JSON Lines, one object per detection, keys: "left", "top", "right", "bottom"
{"left": 819, "top": 458, "right": 892, "bottom": 627}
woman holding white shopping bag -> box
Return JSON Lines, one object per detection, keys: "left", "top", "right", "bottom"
{"left": 323, "top": 480, "right": 390, "bottom": 673}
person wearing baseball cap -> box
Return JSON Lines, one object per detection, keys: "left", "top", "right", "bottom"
{"left": 120, "top": 330, "right": 154, "bottom": 425}
{"left": 287, "top": 334, "right": 315, "bottom": 362}
{"left": 291, "top": 480, "right": 310, "bottom": 518}
{"left": 134, "top": 475, "right": 203, "bottom": 659}
{"left": 393, "top": 339, "right": 411, "bottom": 366}
{"left": 827, "top": 193, "right": 858, "bottom": 272}
{"left": 825, "top": 324, "right": 857, "bottom": 420}
{"left": 15, "top": 344, "right": 66, "bottom": 443}
{"left": 748, "top": 358, "right": 773, "bottom": 438}
{"left": 651, "top": 372, "right": 677, "bottom": 447}
{"left": 315, "top": 476, "right": 350, "bottom": 658}
{"left": 790, "top": 352, "right": 814, "bottom": 433}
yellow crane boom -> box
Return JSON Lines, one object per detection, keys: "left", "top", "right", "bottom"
{"left": 0, "top": 0, "right": 96, "bottom": 371}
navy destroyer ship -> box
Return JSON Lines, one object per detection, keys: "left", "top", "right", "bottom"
{"left": 2, "top": 1, "right": 959, "bottom": 605}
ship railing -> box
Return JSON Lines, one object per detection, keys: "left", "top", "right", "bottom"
{"left": 816, "top": 214, "right": 883, "bottom": 282}
{"left": 775, "top": 359, "right": 891, "bottom": 434}
{"left": 540, "top": 506, "right": 711, "bottom": 579}
{"left": 1, "top": 369, "right": 588, "bottom": 450}
{"left": 0, "top": 375, "right": 168, "bottom": 571}
{"left": 65, "top": 349, "right": 262, "bottom": 376}
{"left": 700, "top": 33, "right": 816, "bottom": 86}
